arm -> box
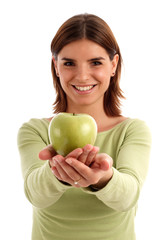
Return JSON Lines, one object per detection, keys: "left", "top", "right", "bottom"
{"left": 17, "top": 119, "right": 72, "bottom": 209}
{"left": 84, "top": 120, "right": 152, "bottom": 211}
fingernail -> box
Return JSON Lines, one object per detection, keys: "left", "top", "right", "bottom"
{"left": 56, "top": 157, "right": 62, "bottom": 163}
{"left": 93, "top": 146, "right": 99, "bottom": 152}
{"left": 53, "top": 156, "right": 57, "bottom": 161}
{"left": 53, "top": 156, "right": 61, "bottom": 162}
{"left": 65, "top": 158, "right": 72, "bottom": 164}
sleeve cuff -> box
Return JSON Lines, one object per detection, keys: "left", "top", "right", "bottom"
{"left": 82, "top": 167, "right": 119, "bottom": 197}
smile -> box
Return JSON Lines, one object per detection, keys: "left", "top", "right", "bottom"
{"left": 72, "top": 85, "right": 96, "bottom": 92}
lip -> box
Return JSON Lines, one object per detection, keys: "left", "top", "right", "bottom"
{"left": 71, "top": 84, "right": 97, "bottom": 95}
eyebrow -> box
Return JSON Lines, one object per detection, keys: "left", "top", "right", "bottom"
{"left": 61, "top": 57, "right": 75, "bottom": 61}
{"left": 61, "top": 57, "right": 106, "bottom": 61}
{"left": 88, "top": 57, "right": 106, "bottom": 62}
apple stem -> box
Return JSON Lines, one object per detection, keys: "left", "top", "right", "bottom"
{"left": 73, "top": 113, "right": 76, "bottom": 116}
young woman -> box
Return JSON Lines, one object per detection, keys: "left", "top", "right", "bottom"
{"left": 17, "top": 14, "right": 151, "bottom": 240}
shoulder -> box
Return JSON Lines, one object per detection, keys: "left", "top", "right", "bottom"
{"left": 19, "top": 118, "right": 49, "bottom": 131}
{"left": 123, "top": 118, "right": 152, "bottom": 145}
{"left": 125, "top": 118, "right": 151, "bottom": 134}
{"left": 17, "top": 118, "right": 50, "bottom": 145}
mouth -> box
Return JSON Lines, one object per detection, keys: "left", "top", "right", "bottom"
{"left": 72, "top": 84, "right": 97, "bottom": 92}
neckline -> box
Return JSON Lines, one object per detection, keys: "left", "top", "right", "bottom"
{"left": 97, "top": 118, "right": 130, "bottom": 135}
{"left": 43, "top": 117, "right": 131, "bottom": 135}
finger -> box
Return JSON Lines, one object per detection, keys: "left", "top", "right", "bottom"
{"left": 91, "top": 154, "right": 113, "bottom": 171}
{"left": 51, "top": 166, "right": 79, "bottom": 187}
{"left": 49, "top": 154, "right": 64, "bottom": 168}
{"left": 65, "top": 157, "right": 91, "bottom": 180}
{"left": 85, "top": 146, "right": 99, "bottom": 166}
{"left": 78, "top": 144, "right": 94, "bottom": 163}
{"left": 52, "top": 157, "right": 72, "bottom": 182}
{"left": 51, "top": 166, "right": 63, "bottom": 180}
{"left": 65, "top": 148, "right": 83, "bottom": 159}
{"left": 39, "top": 145, "right": 56, "bottom": 160}
{"left": 65, "top": 157, "right": 102, "bottom": 187}
{"left": 55, "top": 155, "right": 84, "bottom": 183}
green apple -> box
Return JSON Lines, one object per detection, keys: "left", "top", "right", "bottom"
{"left": 48, "top": 112, "right": 98, "bottom": 156}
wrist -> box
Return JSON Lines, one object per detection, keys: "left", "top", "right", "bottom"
{"left": 91, "top": 167, "right": 113, "bottom": 190}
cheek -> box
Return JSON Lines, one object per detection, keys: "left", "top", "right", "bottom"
{"left": 94, "top": 69, "right": 111, "bottom": 84}
{"left": 59, "top": 73, "right": 71, "bottom": 87}
{"left": 59, "top": 67, "right": 74, "bottom": 82}
{"left": 59, "top": 72, "right": 73, "bottom": 93}
{"left": 59, "top": 78, "right": 68, "bottom": 93}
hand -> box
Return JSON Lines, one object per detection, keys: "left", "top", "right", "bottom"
{"left": 50, "top": 152, "right": 113, "bottom": 189}
{"left": 39, "top": 145, "right": 113, "bottom": 189}
{"left": 39, "top": 144, "right": 99, "bottom": 168}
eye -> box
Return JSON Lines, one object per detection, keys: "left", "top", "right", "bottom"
{"left": 92, "top": 61, "right": 102, "bottom": 66}
{"left": 64, "top": 61, "right": 75, "bottom": 66}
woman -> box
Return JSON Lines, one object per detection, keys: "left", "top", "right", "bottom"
{"left": 17, "top": 14, "right": 151, "bottom": 240}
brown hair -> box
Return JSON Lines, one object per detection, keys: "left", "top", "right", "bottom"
{"left": 51, "top": 13, "right": 125, "bottom": 116}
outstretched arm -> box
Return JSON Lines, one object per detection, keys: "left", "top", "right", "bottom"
{"left": 17, "top": 119, "right": 80, "bottom": 209}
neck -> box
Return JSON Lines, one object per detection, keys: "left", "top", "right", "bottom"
{"left": 66, "top": 103, "right": 112, "bottom": 132}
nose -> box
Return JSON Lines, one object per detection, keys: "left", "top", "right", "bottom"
{"left": 75, "top": 64, "right": 90, "bottom": 82}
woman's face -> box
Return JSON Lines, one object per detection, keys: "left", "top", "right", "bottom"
{"left": 53, "top": 39, "right": 118, "bottom": 110}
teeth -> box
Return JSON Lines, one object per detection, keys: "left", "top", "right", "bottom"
{"left": 74, "top": 85, "right": 94, "bottom": 91}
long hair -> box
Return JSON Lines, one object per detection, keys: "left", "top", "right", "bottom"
{"left": 51, "top": 13, "right": 125, "bottom": 116}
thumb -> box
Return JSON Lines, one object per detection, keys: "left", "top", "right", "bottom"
{"left": 39, "top": 144, "right": 56, "bottom": 160}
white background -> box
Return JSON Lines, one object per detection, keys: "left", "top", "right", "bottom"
{"left": 0, "top": 0, "right": 166, "bottom": 239}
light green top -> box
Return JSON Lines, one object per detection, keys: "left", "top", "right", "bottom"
{"left": 17, "top": 118, "right": 151, "bottom": 240}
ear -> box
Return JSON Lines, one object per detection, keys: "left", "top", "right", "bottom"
{"left": 111, "top": 54, "right": 119, "bottom": 76}
{"left": 52, "top": 56, "right": 59, "bottom": 76}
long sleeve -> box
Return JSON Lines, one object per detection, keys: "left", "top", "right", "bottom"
{"left": 83, "top": 119, "right": 152, "bottom": 211}
{"left": 17, "top": 119, "right": 72, "bottom": 209}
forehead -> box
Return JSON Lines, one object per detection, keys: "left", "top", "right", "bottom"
{"left": 58, "top": 39, "right": 109, "bottom": 59}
